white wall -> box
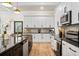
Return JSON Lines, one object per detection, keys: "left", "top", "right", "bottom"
{"left": 0, "top": 12, "right": 24, "bottom": 34}
{"left": 0, "top": 6, "right": 24, "bottom": 49}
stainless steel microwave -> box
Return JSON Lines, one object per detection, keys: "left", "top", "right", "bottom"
{"left": 60, "top": 11, "right": 72, "bottom": 25}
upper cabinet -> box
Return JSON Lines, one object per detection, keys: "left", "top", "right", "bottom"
{"left": 24, "top": 17, "right": 54, "bottom": 28}
{"left": 65, "top": 3, "right": 72, "bottom": 12}
{"left": 71, "top": 3, "right": 79, "bottom": 24}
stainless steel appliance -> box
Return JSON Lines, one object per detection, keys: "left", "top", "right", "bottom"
{"left": 65, "top": 31, "right": 79, "bottom": 47}
{"left": 56, "top": 40, "right": 62, "bottom": 56}
{"left": 60, "top": 11, "right": 72, "bottom": 25}
{"left": 54, "top": 37, "right": 62, "bottom": 56}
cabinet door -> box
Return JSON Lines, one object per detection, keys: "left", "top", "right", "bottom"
{"left": 40, "top": 34, "right": 44, "bottom": 42}
{"left": 34, "top": 34, "right": 38, "bottom": 42}
{"left": 62, "top": 41, "right": 67, "bottom": 56}
{"left": 53, "top": 39, "right": 57, "bottom": 51}
{"left": 51, "top": 36, "right": 54, "bottom": 49}
{"left": 38, "top": 34, "right": 41, "bottom": 42}
{"left": 69, "top": 43, "right": 79, "bottom": 56}
{"left": 13, "top": 44, "right": 23, "bottom": 56}
{"left": 32, "top": 34, "right": 35, "bottom": 42}
{"left": 68, "top": 47, "right": 76, "bottom": 56}
{"left": 44, "top": 34, "right": 51, "bottom": 42}
{"left": 66, "top": 2, "right": 72, "bottom": 12}
{"left": 66, "top": 42, "right": 79, "bottom": 56}
{"left": 32, "top": 34, "right": 38, "bottom": 42}
{"left": 71, "top": 3, "right": 79, "bottom": 24}
{"left": 50, "top": 36, "right": 54, "bottom": 43}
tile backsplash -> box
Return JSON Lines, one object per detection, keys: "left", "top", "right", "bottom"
{"left": 64, "top": 25, "right": 79, "bottom": 33}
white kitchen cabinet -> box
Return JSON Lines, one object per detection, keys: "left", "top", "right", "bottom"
{"left": 32, "top": 34, "right": 51, "bottom": 43}
{"left": 24, "top": 17, "right": 54, "bottom": 28}
{"left": 67, "top": 42, "right": 79, "bottom": 56}
{"left": 50, "top": 36, "right": 55, "bottom": 50}
{"left": 62, "top": 41, "right": 67, "bottom": 56}
{"left": 41, "top": 34, "right": 45, "bottom": 42}
{"left": 72, "top": 8, "right": 79, "bottom": 24}
{"left": 43, "top": 34, "right": 51, "bottom": 42}
{"left": 62, "top": 41, "right": 79, "bottom": 56}
{"left": 32, "top": 34, "right": 38, "bottom": 42}
{"left": 53, "top": 39, "right": 57, "bottom": 51}
{"left": 38, "top": 34, "right": 41, "bottom": 42}
{"left": 66, "top": 3, "right": 72, "bottom": 12}
{"left": 34, "top": 34, "right": 39, "bottom": 42}
{"left": 72, "top": 3, "right": 79, "bottom": 24}
{"left": 32, "top": 34, "right": 34, "bottom": 42}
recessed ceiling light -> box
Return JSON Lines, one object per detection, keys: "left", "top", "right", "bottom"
{"left": 13, "top": 7, "right": 17, "bottom": 9}
{"left": 2, "top": 2, "right": 12, "bottom": 7}
{"left": 40, "top": 6, "right": 44, "bottom": 10}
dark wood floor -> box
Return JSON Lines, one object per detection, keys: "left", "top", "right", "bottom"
{"left": 29, "top": 42, "right": 55, "bottom": 56}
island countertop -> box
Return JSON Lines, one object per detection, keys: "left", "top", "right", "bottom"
{"left": 0, "top": 34, "right": 30, "bottom": 54}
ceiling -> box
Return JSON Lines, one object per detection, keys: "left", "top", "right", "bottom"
{"left": 0, "top": 2, "right": 61, "bottom": 16}
{"left": 12, "top": 2, "right": 60, "bottom": 11}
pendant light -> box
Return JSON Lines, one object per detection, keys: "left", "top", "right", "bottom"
{"left": 14, "top": 8, "right": 21, "bottom": 14}
{"left": 14, "top": 2, "right": 21, "bottom": 14}
{"left": 2, "top": 2, "right": 12, "bottom": 7}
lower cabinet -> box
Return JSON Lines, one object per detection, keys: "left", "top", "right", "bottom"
{"left": 51, "top": 36, "right": 55, "bottom": 50}
{"left": 53, "top": 39, "right": 57, "bottom": 51}
{"left": 62, "top": 41, "right": 67, "bottom": 56}
{"left": 0, "top": 43, "right": 23, "bottom": 56}
{"left": 62, "top": 41, "right": 79, "bottom": 56}
{"left": 13, "top": 43, "right": 23, "bottom": 56}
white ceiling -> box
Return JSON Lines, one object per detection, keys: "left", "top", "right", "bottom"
{"left": 12, "top": 2, "right": 60, "bottom": 11}
{"left": 0, "top": 2, "right": 61, "bottom": 16}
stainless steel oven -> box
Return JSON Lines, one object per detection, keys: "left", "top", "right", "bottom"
{"left": 60, "top": 11, "right": 72, "bottom": 25}
{"left": 65, "top": 31, "right": 79, "bottom": 47}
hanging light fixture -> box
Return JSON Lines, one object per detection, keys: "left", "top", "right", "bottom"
{"left": 14, "top": 2, "right": 21, "bottom": 14}
{"left": 14, "top": 8, "right": 21, "bottom": 14}
{"left": 2, "top": 2, "right": 12, "bottom": 7}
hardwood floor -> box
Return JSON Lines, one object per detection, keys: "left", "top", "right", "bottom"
{"left": 29, "top": 42, "right": 55, "bottom": 56}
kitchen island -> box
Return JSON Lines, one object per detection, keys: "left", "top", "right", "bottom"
{"left": 0, "top": 35, "right": 32, "bottom": 56}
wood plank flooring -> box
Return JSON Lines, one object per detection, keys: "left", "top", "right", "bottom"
{"left": 29, "top": 42, "right": 55, "bottom": 56}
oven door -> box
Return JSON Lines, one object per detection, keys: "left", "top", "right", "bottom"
{"left": 56, "top": 41, "right": 62, "bottom": 56}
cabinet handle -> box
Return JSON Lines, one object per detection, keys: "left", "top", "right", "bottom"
{"left": 62, "top": 43, "right": 65, "bottom": 45}
{"left": 69, "top": 48, "right": 76, "bottom": 52}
